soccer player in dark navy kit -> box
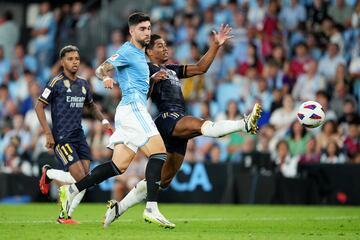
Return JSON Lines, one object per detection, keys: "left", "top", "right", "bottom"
{"left": 103, "top": 24, "right": 262, "bottom": 227}
{"left": 35, "top": 45, "right": 113, "bottom": 224}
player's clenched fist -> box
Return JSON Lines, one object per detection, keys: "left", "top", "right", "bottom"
{"left": 45, "top": 132, "right": 55, "bottom": 149}
{"left": 151, "top": 70, "right": 168, "bottom": 83}
{"left": 103, "top": 77, "right": 116, "bottom": 89}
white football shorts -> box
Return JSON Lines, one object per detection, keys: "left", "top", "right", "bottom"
{"left": 107, "top": 102, "right": 159, "bottom": 152}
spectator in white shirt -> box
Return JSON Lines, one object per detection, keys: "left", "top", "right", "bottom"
{"left": 318, "top": 42, "right": 346, "bottom": 84}
{"left": 292, "top": 59, "right": 326, "bottom": 102}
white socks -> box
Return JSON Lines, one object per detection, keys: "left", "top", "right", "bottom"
{"left": 68, "top": 190, "right": 86, "bottom": 217}
{"left": 118, "top": 179, "right": 147, "bottom": 211}
{"left": 201, "top": 120, "right": 246, "bottom": 138}
{"left": 146, "top": 201, "right": 159, "bottom": 213}
{"left": 47, "top": 169, "right": 76, "bottom": 184}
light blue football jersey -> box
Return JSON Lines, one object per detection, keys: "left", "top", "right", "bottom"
{"left": 107, "top": 41, "right": 150, "bottom": 106}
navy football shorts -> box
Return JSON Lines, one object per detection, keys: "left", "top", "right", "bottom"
{"left": 154, "top": 112, "right": 188, "bottom": 156}
{"left": 54, "top": 138, "right": 92, "bottom": 171}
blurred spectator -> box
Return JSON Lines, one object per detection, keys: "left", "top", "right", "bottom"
{"left": 285, "top": 120, "right": 312, "bottom": 157}
{"left": 263, "top": 60, "right": 288, "bottom": 91}
{"left": 289, "top": 43, "right": 311, "bottom": 80}
{"left": 216, "top": 99, "right": 241, "bottom": 121}
{"left": 1, "top": 142, "right": 32, "bottom": 175}
{"left": 292, "top": 59, "right": 326, "bottom": 102}
{"left": 307, "top": 0, "right": 328, "bottom": 30}
{"left": 279, "top": 0, "right": 306, "bottom": 33}
{"left": 112, "top": 176, "right": 127, "bottom": 202}
{"left": 351, "top": 0, "right": 360, "bottom": 28}
{"left": 0, "top": 10, "right": 19, "bottom": 59}
{"left": 338, "top": 99, "right": 360, "bottom": 135}
{"left": 261, "top": 0, "right": 281, "bottom": 58}
{"left": 298, "top": 136, "right": 321, "bottom": 164}
{"left": 273, "top": 140, "right": 298, "bottom": 178}
{"left": 21, "top": 76, "right": 41, "bottom": 116}
{"left": 12, "top": 43, "right": 38, "bottom": 80}
{"left": 330, "top": 82, "right": 356, "bottom": 117}
{"left": 257, "top": 123, "right": 277, "bottom": 153}
{"left": 320, "top": 140, "right": 346, "bottom": 163}
{"left": 184, "top": 139, "right": 198, "bottom": 162}
{"left": 305, "top": 32, "right": 322, "bottom": 60}
{"left": 237, "top": 43, "right": 263, "bottom": 76}
{"left": 327, "top": 0, "right": 352, "bottom": 27}
{"left": 0, "top": 45, "right": 10, "bottom": 85}
{"left": 315, "top": 90, "right": 337, "bottom": 121}
{"left": 329, "top": 23, "right": 345, "bottom": 55}
{"left": 269, "top": 94, "right": 297, "bottom": 136}
{"left": 196, "top": 7, "right": 216, "bottom": 52}
{"left": 106, "top": 29, "right": 124, "bottom": 58}
{"left": 0, "top": 84, "right": 17, "bottom": 120}
{"left": 0, "top": 114, "right": 32, "bottom": 161}
{"left": 247, "top": 0, "right": 267, "bottom": 28}
{"left": 270, "top": 88, "right": 283, "bottom": 113}
{"left": 316, "top": 120, "right": 342, "bottom": 153}
{"left": 318, "top": 43, "right": 346, "bottom": 85}
{"left": 150, "top": 0, "right": 175, "bottom": 22}
{"left": 122, "top": 152, "right": 147, "bottom": 190}
{"left": 29, "top": 2, "right": 57, "bottom": 69}
{"left": 343, "top": 122, "right": 360, "bottom": 161}
{"left": 205, "top": 143, "right": 222, "bottom": 163}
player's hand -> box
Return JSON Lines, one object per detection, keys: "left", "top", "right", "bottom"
{"left": 103, "top": 77, "right": 116, "bottom": 89}
{"left": 102, "top": 119, "right": 114, "bottom": 135}
{"left": 212, "top": 24, "right": 233, "bottom": 46}
{"left": 45, "top": 132, "right": 55, "bottom": 149}
{"left": 103, "top": 123, "right": 114, "bottom": 135}
{"left": 151, "top": 71, "right": 168, "bottom": 83}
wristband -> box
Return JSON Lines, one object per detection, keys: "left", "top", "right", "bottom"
{"left": 102, "top": 119, "right": 110, "bottom": 125}
{"left": 103, "top": 77, "right": 111, "bottom": 82}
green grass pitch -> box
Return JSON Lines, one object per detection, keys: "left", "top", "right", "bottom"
{"left": 0, "top": 203, "right": 359, "bottom": 239}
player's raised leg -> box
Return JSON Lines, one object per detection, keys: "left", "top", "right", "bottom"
{"left": 173, "top": 103, "right": 262, "bottom": 139}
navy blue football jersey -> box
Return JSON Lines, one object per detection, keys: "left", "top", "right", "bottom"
{"left": 38, "top": 72, "right": 93, "bottom": 143}
{"left": 148, "top": 63, "right": 186, "bottom": 114}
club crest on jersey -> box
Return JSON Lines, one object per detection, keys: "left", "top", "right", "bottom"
{"left": 110, "top": 54, "right": 119, "bottom": 61}
{"left": 82, "top": 86, "right": 86, "bottom": 95}
{"left": 64, "top": 80, "right": 72, "bottom": 92}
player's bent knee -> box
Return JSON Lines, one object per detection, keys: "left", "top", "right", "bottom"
{"left": 160, "top": 178, "right": 171, "bottom": 188}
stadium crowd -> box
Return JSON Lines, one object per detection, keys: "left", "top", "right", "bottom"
{"left": 0, "top": 0, "right": 360, "bottom": 196}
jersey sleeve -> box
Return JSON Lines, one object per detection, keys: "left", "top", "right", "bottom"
{"left": 38, "top": 80, "right": 56, "bottom": 105}
{"left": 84, "top": 81, "right": 94, "bottom": 105}
{"left": 166, "top": 64, "right": 186, "bottom": 79}
{"left": 106, "top": 52, "right": 128, "bottom": 67}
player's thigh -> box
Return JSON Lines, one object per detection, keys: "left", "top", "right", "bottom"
{"left": 161, "top": 152, "right": 184, "bottom": 187}
{"left": 140, "top": 134, "right": 166, "bottom": 157}
{"left": 80, "top": 160, "right": 90, "bottom": 173}
{"left": 68, "top": 161, "right": 88, "bottom": 182}
{"left": 112, "top": 143, "right": 136, "bottom": 173}
{"left": 172, "top": 116, "right": 206, "bottom": 138}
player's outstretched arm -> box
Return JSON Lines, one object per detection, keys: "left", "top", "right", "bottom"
{"left": 86, "top": 101, "right": 114, "bottom": 132}
{"left": 95, "top": 61, "right": 116, "bottom": 89}
{"left": 185, "top": 24, "right": 232, "bottom": 77}
{"left": 35, "top": 100, "right": 55, "bottom": 149}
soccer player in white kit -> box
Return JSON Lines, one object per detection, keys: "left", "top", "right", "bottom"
{"left": 59, "top": 12, "right": 175, "bottom": 228}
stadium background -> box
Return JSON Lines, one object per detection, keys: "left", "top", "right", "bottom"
{"left": 0, "top": 0, "right": 359, "bottom": 205}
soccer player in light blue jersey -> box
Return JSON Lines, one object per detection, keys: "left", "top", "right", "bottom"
{"left": 59, "top": 12, "right": 174, "bottom": 228}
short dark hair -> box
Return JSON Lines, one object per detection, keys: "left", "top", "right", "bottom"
{"left": 145, "top": 34, "right": 162, "bottom": 53}
{"left": 128, "top": 12, "right": 150, "bottom": 27}
{"left": 59, "top": 45, "right": 79, "bottom": 59}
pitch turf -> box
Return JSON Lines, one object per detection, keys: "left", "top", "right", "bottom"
{"left": 0, "top": 204, "right": 359, "bottom": 240}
